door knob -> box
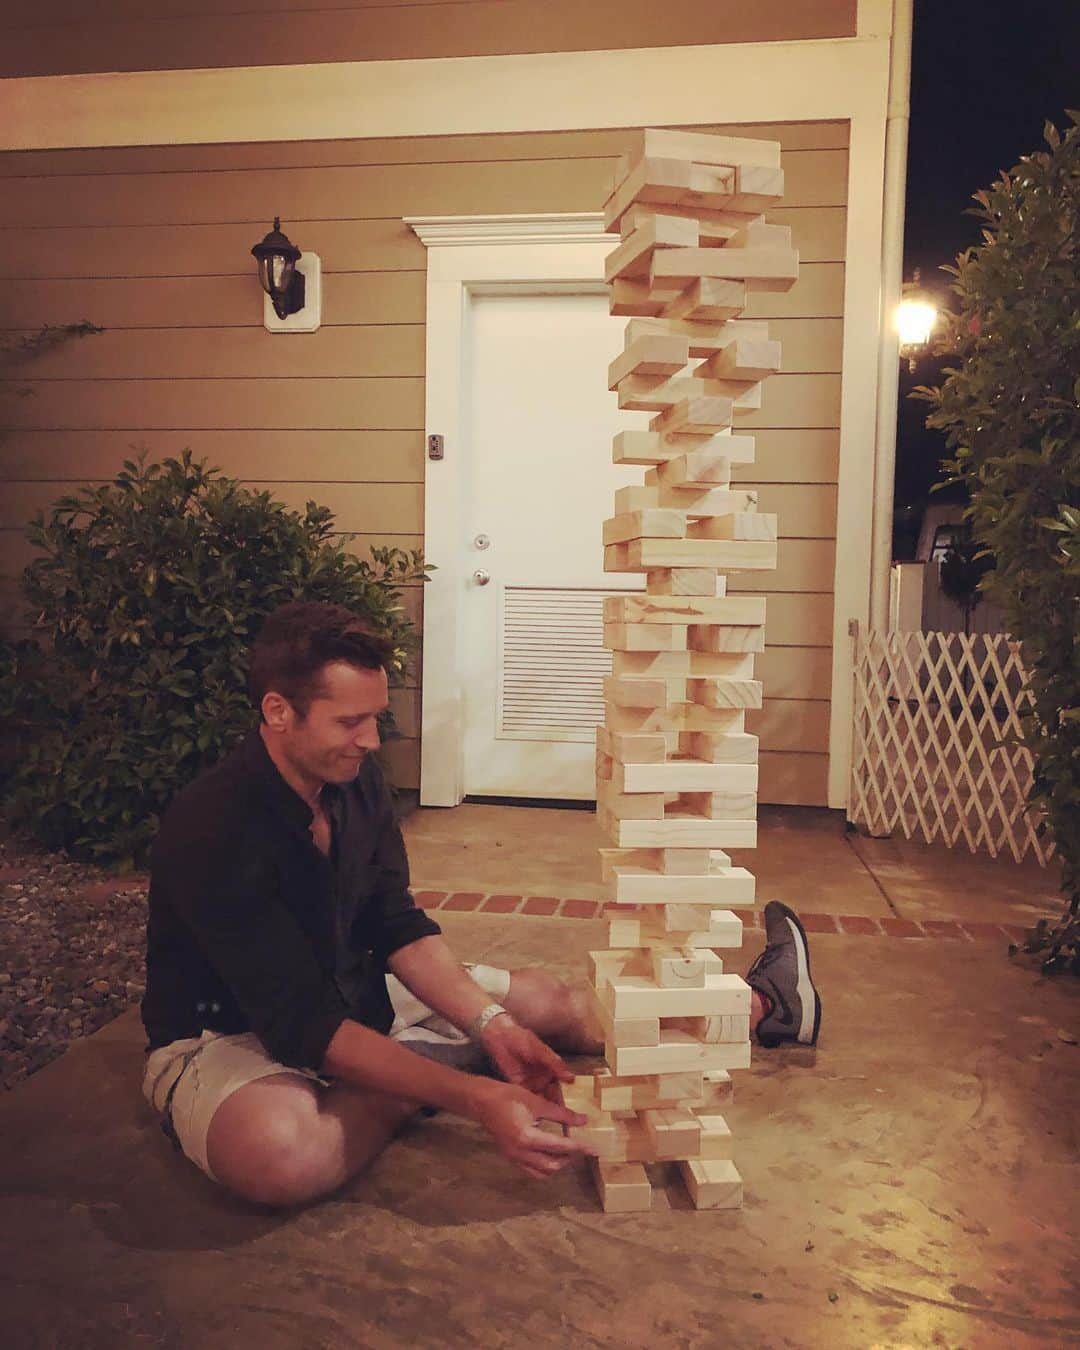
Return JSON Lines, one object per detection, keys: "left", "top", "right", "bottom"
{"left": 473, "top": 569, "right": 491, "bottom": 586}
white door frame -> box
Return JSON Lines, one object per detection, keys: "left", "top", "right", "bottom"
{"left": 406, "top": 216, "right": 615, "bottom": 805}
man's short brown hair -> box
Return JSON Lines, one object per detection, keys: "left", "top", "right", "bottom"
{"left": 248, "top": 602, "right": 392, "bottom": 717}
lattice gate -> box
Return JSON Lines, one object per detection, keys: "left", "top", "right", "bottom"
{"left": 848, "top": 625, "right": 1053, "bottom": 864}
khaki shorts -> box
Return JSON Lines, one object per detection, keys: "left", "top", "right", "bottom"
{"left": 142, "top": 964, "right": 511, "bottom": 1182}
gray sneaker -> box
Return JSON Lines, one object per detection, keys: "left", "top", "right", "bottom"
{"left": 745, "top": 901, "right": 822, "bottom": 1048}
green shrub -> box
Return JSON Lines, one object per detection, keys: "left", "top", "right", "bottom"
{"left": 0, "top": 452, "right": 431, "bottom": 866}
{"left": 914, "top": 114, "right": 1079, "bottom": 971}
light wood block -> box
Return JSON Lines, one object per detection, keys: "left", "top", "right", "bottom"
{"left": 656, "top": 485, "right": 758, "bottom": 516}
{"left": 613, "top": 759, "right": 758, "bottom": 793}
{"left": 595, "top": 782, "right": 666, "bottom": 820}
{"left": 679, "top": 1158, "right": 743, "bottom": 1210}
{"left": 730, "top": 163, "right": 786, "bottom": 210}
{"left": 661, "top": 905, "right": 746, "bottom": 941}
{"left": 608, "top": 333, "right": 690, "bottom": 386}
{"left": 689, "top": 677, "right": 764, "bottom": 709}
{"left": 693, "top": 1113, "right": 735, "bottom": 1160}
{"left": 726, "top": 220, "right": 793, "bottom": 251}
{"left": 596, "top": 726, "right": 668, "bottom": 763}
{"left": 649, "top": 395, "right": 734, "bottom": 437}
{"left": 651, "top": 947, "right": 707, "bottom": 988}
{"left": 689, "top": 512, "right": 778, "bottom": 542}
{"left": 685, "top": 624, "right": 765, "bottom": 654}
{"left": 625, "top": 314, "right": 770, "bottom": 358}
{"left": 661, "top": 848, "right": 713, "bottom": 874}
{"left": 652, "top": 246, "right": 799, "bottom": 292}
{"left": 610, "top": 1030, "right": 752, "bottom": 1077}
{"left": 609, "top": 277, "right": 685, "bottom": 317}
{"left": 614, "top": 484, "right": 661, "bottom": 512}
{"left": 605, "top": 538, "right": 777, "bottom": 572}
{"left": 603, "top": 622, "right": 689, "bottom": 652}
{"left": 603, "top": 156, "right": 740, "bottom": 233}
{"left": 655, "top": 442, "right": 756, "bottom": 485}
{"left": 642, "top": 1107, "right": 703, "bottom": 1160}
{"left": 604, "top": 592, "right": 765, "bottom": 629}
{"left": 613, "top": 428, "right": 750, "bottom": 467}
{"left": 661, "top": 277, "right": 748, "bottom": 322}
{"left": 594, "top": 999, "right": 662, "bottom": 1048}
{"left": 676, "top": 789, "right": 758, "bottom": 821}
{"left": 563, "top": 1099, "right": 624, "bottom": 1160}
{"left": 702, "top": 1069, "right": 735, "bottom": 1106}
{"left": 605, "top": 215, "right": 699, "bottom": 282}
{"left": 602, "top": 705, "right": 745, "bottom": 735}
{"left": 684, "top": 731, "right": 760, "bottom": 763}
{"left": 602, "top": 509, "right": 686, "bottom": 546}
{"left": 607, "top": 863, "right": 756, "bottom": 906}
{"left": 589, "top": 1159, "right": 653, "bottom": 1213}
{"left": 617, "top": 372, "right": 735, "bottom": 414}
{"left": 699, "top": 339, "right": 782, "bottom": 382}
{"left": 608, "top": 972, "right": 751, "bottom": 1019}
{"left": 678, "top": 1014, "right": 751, "bottom": 1044}
{"left": 600, "top": 810, "right": 759, "bottom": 852}
{"left": 595, "top": 1069, "right": 704, "bottom": 1112}
{"left": 611, "top": 650, "right": 752, "bottom": 679}
{"left": 638, "top": 129, "right": 781, "bottom": 170}
{"left": 645, "top": 568, "right": 718, "bottom": 596}
{"left": 602, "top": 676, "right": 677, "bottom": 709}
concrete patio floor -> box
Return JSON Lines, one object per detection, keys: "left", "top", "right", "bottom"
{"left": 2, "top": 805, "right": 1078, "bottom": 1348}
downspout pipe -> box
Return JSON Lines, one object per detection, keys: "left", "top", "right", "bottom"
{"left": 871, "top": 0, "right": 915, "bottom": 630}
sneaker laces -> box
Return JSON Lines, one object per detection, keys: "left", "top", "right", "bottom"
{"left": 745, "top": 939, "right": 785, "bottom": 990}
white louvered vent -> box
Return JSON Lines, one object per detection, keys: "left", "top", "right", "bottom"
{"left": 498, "top": 587, "right": 621, "bottom": 743}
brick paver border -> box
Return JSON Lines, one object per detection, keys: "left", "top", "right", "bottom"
{"left": 412, "top": 889, "right": 1028, "bottom": 943}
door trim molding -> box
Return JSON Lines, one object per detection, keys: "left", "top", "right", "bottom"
{"left": 409, "top": 214, "right": 613, "bottom": 805}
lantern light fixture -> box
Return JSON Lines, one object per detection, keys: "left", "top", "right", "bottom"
{"left": 250, "top": 218, "right": 321, "bottom": 332}
{"left": 895, "top": 267, "right": 939, "bottom": 372}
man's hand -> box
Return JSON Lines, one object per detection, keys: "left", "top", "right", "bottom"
{"left": 469, "top": 1079, "right": 595, "bottom": 1179}
{"left": 480, "top": 1013, "right": 575, "bottom": 1101}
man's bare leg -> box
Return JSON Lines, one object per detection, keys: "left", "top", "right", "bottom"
{"left": 205, "top": 1073, "right": 414, "bottom": 1208}
{"left": 502, "top": 968, "right": 604, "bottom": 1055}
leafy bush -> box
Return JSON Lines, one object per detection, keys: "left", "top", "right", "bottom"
{"left": 914, "top": 114, "right": 1079, "bottom": 971}
{"left": 0, "top": 453, "right": 430, "bottom": 866}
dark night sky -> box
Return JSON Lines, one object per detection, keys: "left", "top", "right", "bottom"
{"left": 893, "top": 0, "right": 1078, "bottom": 554}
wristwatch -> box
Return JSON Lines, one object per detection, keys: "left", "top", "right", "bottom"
{"left": 469, "top": 1002, "right": 511, "bottom": 1042}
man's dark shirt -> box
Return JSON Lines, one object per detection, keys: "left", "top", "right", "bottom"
{"left": 141, "top": 730, "right": 441, "bottom": 1071}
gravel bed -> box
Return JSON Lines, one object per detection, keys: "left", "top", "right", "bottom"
{"left": 0, "top": 839, "right": 149, "bottom": 1092}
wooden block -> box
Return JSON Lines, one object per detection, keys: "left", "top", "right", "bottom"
{"left": 699, "top": 339, "right": 782, "bottom": 382}
{"left": 613, "top": 484, "right": 661, "bottom": 513}
{"left": 589, "top": 947, "right": 647, "bottom": 986}
{"left": 590, "top": 987, "right": 661, "bottom": 1047}
{"left": 595, "top": 782, "right": 665, "bottom": 820}
{"left": 729, "top": 163, "right": 786, "bottom": 211}
{"left": 656, "top": 486, "right": 758, "bottom": 516}
{"left": 689, "top": 677, "right": 764, "bottom": 709}
{"left": 693, "top": 1113, "right": 734, "bottom": 1160}
{"left": 625, "top": 314, "right": 770, "bottom": 358}
{"left": 677, "top": 788, "right": 758, "bottom": 821}
{"left": 726, "top": 219, "right": 793, "bottom": 251}
{"left": 604, "top": 594, "right": 765, "bottom": 633}
{"left": 651, "top": 947, "right": 707, "bottom": 988}
{"left": 678, "top": 1158, "right": 743, "bottom": 1210}
{"left": 602, "top": 675, "right": 678, "bottom": 709}
{"left": 638, "top": 129, "right": 781, "bottom": 170}
{"left": 646, "top": 568, "right": 718, "bottom": 596}
{"left": 661, "top": 905, "right": 746, "bottom": 941}
{"left": 642, "top": 1107, "right": 703, "bottom": 1160}
{"left": 610, "top": 1029, "right": 752, "bottom": 1077}
{"left": 686, "top": 624, "right": 765, "bottom": 655}
{"left": 596, "top": 725, "right": 668, "bottom": 763}
{"left": 702, "top": 1070, "right": 735, "bottom": 1106}
{"left": 661, "top": 277, "right": 747, "bottom": 322}
{"left": 617, "top": 371, "right": 737, "bottom": 414}
{"left": 661, "top": 848, "right": 712, "bottom": 874}
{"left": 608, "top": 335, "right": 689, "bottom": 391}
{"left": 652, "top": 246, "right": 799, "bottom": 292}
{"left": 656, "top": 441, "right": 756, "bottom": 485}
{"left": 613, "top": 428, "right": 749, "bottom": 467}
{"left": 673, "top": 1013, "right": 751, "bottom": 1044}
{"left": 613, "top": 759, "right": 757, "bottom": 794}
{"left": 649, "top": 396, "right": 733, "bottom": 437}
{"left": 609, "top": 277, "right": 685, "bottom": 317}
{"left": 609, "top": 538, "right": 777, "bottom": 572}
{"left": 605, "top": 215, "right": 699, "bottom": 282}
{"left": 608, "top": 972, "right": 751, "bottom": 1019}
{"left": 602, "top": 705, "right": 745, "bottom": 736}
{"left": 594, "top": 1069, "right": 704, "bottom": 1113}
{"left": 607, "top": 864, "right": 756, "bottom": 906}
{"left": 589, "top": 1159, "right": 654, "bottom": 1213}
{"left": 563, "top": 1099, "right": 623, "bottom": 1160}
{"left": 602, "top": 156, "right": 739, "bottom": 232}
{"left": 611, "top": 650, "right": 751, "bottom": 679}
{"left": 601, "top": 810, "right": 757, "bottom": 851}
{"left": 603, "top": 622, "right": 688, "bottom": 652}
{"left": 689, "top": 512, "right": 778, "bottom": 542}
{"left": 602, "top": 509, "right": 686, "bottom": 546}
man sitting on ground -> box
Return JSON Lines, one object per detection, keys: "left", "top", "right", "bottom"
{"left": 141, "top": 601, "right": 820, "bottom": 1207}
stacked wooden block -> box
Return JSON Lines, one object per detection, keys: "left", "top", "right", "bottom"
{"left": 571, "top": 129, "right": 798, "bottom": 1213}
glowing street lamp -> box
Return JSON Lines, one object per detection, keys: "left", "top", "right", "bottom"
{"left": 895, "top": 267, "right": 939, "bottom": 372}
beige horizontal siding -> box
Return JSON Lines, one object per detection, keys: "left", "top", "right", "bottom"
{"left": 0, "top": 125, "right": 846, "bottom": 798}
{"left": 4, "top": 2, "right": 856, "bottom": 78}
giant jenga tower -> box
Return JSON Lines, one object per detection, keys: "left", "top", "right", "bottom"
{"left": 567, "top": 130, "right": 798, "bottom": 1213}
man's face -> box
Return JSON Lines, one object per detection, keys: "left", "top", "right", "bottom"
{"left": 280, "top": 661, "right": 389, "bottom": 786}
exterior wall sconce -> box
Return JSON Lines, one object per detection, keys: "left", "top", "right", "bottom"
{"left": 251, "top": 217, "right": 321, "bottom": 333}
{"left": 895, "top": 267, "right": 938, "bottom": 372}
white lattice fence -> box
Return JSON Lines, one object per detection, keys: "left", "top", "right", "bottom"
{"left": 849, "top": 626, "right": 1053, "bottom": 864}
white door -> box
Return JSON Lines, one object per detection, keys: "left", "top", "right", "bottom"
{"left": 461, "top": 290, "right": 647, "bottom": 798}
